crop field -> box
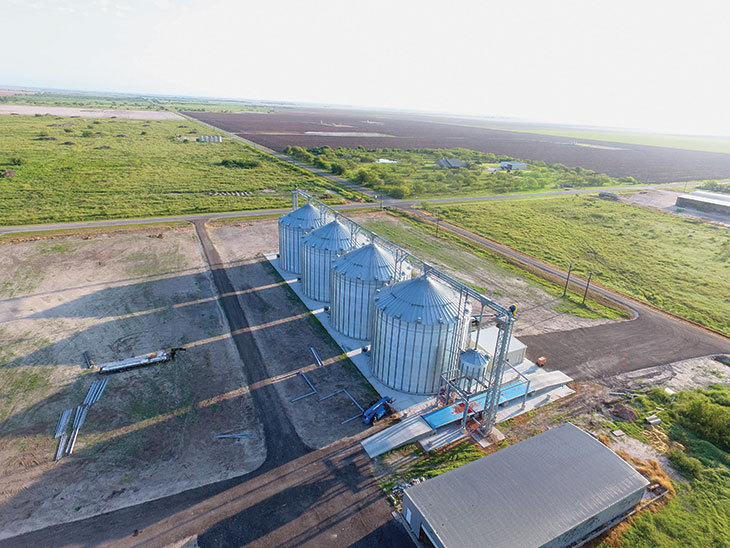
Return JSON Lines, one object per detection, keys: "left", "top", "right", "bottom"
{"left": 0, "top": 114, "right": 346, "bottom": 226}
{"left": 430, "top": 196, "right": 730, "bottom": 336}
{"left": 506, "top": 127, "right": 730, "bottom": 155}
{"left": 187, "top": 108, "right": 730, "bottom": 183}
{"left": 0, "top": 226, "right": 265, "bottom": 539}
{"left": 284, "top": 146, "right": 637, "bottom": 199}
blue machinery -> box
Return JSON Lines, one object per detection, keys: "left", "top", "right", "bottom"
{"left": 290, "top": 189, "right": 517, "bottom": 436}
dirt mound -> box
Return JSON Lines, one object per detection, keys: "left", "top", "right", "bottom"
{"left": 611, "top": 403, "right": 639, "bottom": 422}
{"left": 1, "top": 170, "right": 17, "bottom": 178}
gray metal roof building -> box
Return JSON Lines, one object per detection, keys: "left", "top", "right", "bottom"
{"left": 676, "top": 191, "right": 730, "bottom": 216}
{"left": 436, "top": 158, "right": 468, "bottom": 168}
{"left": 402, "top": 423, "right": 649, "bottom": 548}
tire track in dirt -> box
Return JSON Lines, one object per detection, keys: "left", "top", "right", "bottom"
{"left": 0, "top": 222, "right": 409, "bottom": 548}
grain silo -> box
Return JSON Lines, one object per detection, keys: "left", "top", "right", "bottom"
{"left": 278, "top": 203, "right": 324, "bottom": 274}
{"left": 301, "top": 220, "right": 360, "bottom": 302}
{"left": 330, "top": 243, "right": 399, "bottom": 340}
{"left": 458, "top": 349, "right": 491, "bottom": 392}
{"left": 370, "top": 275, "right": 471, "bottom": 394}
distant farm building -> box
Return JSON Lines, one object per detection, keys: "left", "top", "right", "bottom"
{"left": 401, "top": 423, "right": 649, "bottom": 548}
{"left": 376, "top": 158, "right": 398, "bottom": 164}
{"left": 436, "top": 158, "right": 468, "bottom": 168}
{"left": 500, "top": 160, "right": 527, "bottom": 171}
{"left": 197, "top": 135, "right": 223, "bottom": 143}
{"left": 676, "top": 191, "right": 730, "bottom": 216}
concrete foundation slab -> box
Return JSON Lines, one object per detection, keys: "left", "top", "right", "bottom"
{"left": 268, "top": 254, "right": 431, "bottom": 413}
{"left": 361, "top": 416, "right": 433, "bottom": 458}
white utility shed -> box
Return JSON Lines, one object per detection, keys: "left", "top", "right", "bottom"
{"left": 470, "top": 325, "right": 527, "bottom": 367}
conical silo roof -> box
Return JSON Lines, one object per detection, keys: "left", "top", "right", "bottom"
{"left": 332, "top": 243, "right": 396, "bottom": 282}
{"left": 279, "top": 202, "right": 322, "bottom": 229}
{"left": 374, "top": 275, "right": 465, "bottom": 324}
{"left": 303, "top": 220, "right": 354, "bottom": 252}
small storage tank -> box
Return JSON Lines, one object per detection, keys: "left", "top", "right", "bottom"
{"left": 278, "top": 203, "right": 324, "bottom": 274}
{"left": 458, "top": 349, "right": 491, "bottom": 392}
{"left": 330, "top": 243, "right": 399, "bottom": 340}
{"left": 370, "top": 275, "right": 471, "bottom": 394}
{"left": 301, "top": 220, "right": 359, "bottom": 302}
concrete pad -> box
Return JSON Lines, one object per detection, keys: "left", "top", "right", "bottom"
{"left": 361, "top": 416, "right": 433, "bottom": 458}
{"left": 267, "top": 254, "right": 432, "bottom": 413}
{"left": 496, "top": 385, "right": 575, "bottom": 423}
{"left": 419, "top": 422, "right": 468, "bottom": 452}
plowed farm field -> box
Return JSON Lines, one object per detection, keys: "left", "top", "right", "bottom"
{"left": 187, "top": 108, "right": 730, "bottom": 183}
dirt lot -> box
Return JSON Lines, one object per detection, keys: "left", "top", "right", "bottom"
{"left": 187, "top": 108, "right": 730, "bottom": 183}
{"left": 0, "top": 104, "right": 182, "bottom": 120}
{"left": 209, "top": 220, "right": 380, "bottom": 449}
{"left": 0, "top": 227, "right": 265, "bottom": 539}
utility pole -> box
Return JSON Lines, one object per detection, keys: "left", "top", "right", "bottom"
{"left": 582, "top": 271, "right": 593, "bottom": 305}
{"left": 563, "top": 263, "right": 574, "bottom": 297}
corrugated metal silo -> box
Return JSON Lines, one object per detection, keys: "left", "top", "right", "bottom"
{"left": 370, "top": 275, "right": 471, "bottom": 394}
{"left": 278, "top": 203, "right": 324, "bottom": 274}
{"left": 330, "top": 243, "right": 398, "bottom": 340}
{"left": 458, "top": 349, "right": 491, "bottom": 392}
{"left": 301, "top": 220, "right": 359, "bottom": 302}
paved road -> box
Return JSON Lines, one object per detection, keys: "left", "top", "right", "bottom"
{"left": 0, "top": 184, "right": 688, "bottom": 235}
{"left": 408, "top": 209, "right": 730, "bottom": 381}
{"left": 1, "top": 222, "right": 409, "bottom": 548}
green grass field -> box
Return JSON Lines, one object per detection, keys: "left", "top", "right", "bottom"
{"left": 430, "top": 196, "right": 730, "bottom": 335}
{"left": 0, "top": 92, "right": 271, "bottom": 113}
{"left": 284, "top": 146, "right": 640, "bottom": 199}
{"left": 0, "top": 115, "right": 351, "bottom": 225}
{"left": 360, "top": 212, "right": 626, "bottom": 320}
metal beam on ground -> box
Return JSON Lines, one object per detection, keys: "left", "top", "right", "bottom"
{"left": 290, "top": 371, "right": 318, "bottom": 403}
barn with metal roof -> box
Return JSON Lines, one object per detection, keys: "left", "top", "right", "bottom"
{"left": 401, "top": 423, "right": 649, "bottom": 548}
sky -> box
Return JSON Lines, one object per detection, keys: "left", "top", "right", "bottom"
{"left": 2, "top": 0, "right": 730, "bottom": 136}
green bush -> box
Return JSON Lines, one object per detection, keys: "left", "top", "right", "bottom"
{"left": 667, "top": 448, "right": 704, "bottom": 479}
{"left": 9, "top": 157, "right": 24, "bottom": 166}
{"left": 676, "top": 393, "right": 730, "bottom": 452}
{"left": 220, "top": 158, "right": 260, "bottom": 169}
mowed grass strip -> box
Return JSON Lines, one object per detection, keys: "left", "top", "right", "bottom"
{"left": 0, "top": 115, "right": 336, "bottom": 226}
{"left": 432, "top": 196, "right": 730, "bottom": 335}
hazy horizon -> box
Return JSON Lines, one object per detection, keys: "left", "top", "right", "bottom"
{"left": 3, "top": 0, "right": 730, "bottom": 137}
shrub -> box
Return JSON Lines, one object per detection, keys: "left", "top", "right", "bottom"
{"left": 9, "top": 157, "right": 24, "bottom": 166}
{"left": 330, "top": 163, "right": 346, "bottom": 175}
{"left": 82, "top": 130, "right": 94, "bottom": 138}
{"left": 668, "top": 448, "right": 704, "bottom": 479}
{"left": 220, "top": 158, "right": 260, "bottom": 169}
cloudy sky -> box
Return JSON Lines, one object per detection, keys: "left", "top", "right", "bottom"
{"left": 3, "top": 0, "right": 729, "bottom": 135}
